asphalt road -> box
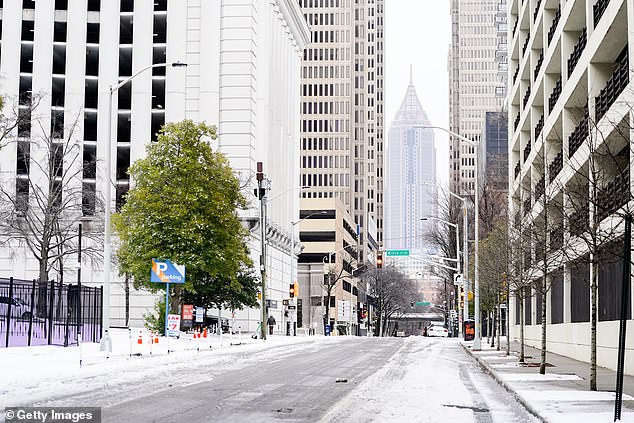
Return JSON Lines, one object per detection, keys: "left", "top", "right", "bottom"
{"left": 25, "top": 337, "right": 539, "bottom": 422}
{"left": 101, "top": 337, "right": 403, "bottom": 422}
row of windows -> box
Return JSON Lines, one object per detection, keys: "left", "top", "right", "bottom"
{"left": 302, "top": 155, "right": 350, "bottom": 169}
{"left": 302, "top": 137, "right": 350, "bottom": 151}
{"left": 302, "top": 101, "right": 350, "bottom": 116}
{"left": 300, "top": 0, "right": 347, "bottom": 8}
{"left": 301, "top": 173, "right": 350, "bottom": 188}
{"left": 301, "top": 119, "right": 349, "bottom": 133}
{"left": 303, "top": 64, "right": 350, "bottom": 79}
{"left": 304, "top": 47, "right": 351, "bottom": 62}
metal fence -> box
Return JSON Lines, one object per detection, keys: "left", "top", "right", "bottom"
{"left": 0, "top": 277, "right": 102, "bottom": 348}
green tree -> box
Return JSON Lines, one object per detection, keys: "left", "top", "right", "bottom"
{"left": 113, "top": 120, "right": 254, "bottom": 312}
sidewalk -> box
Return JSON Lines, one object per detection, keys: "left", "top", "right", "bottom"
{"left": 461, "top": 339, "right": 634, "bottom": 422}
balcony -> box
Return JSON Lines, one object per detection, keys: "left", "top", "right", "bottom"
{"left": 534, "top": 50, "right": 544, "bottom": 81}
{"left": 514, "top": 112, "right": 520, "bottom": 131}
{"left": 550, "top": 226, "right": 564, "bottom": 250}
{"left": 535, "top": 177, "right": 545, "bottom": 200}
{"left": 595, "top": 48, "right": 628, "bottom": 122}
{"left": 548, "top": 77, "right": 562, "bottom": 113}
{"left": 523, "top": 198, "right": 532, "bottom": 216}
{"left": 593, "top": 0, "right": 610, "bottom": 28}
{"left": 596, "top": 171, "right": 630, "bottom": 221}
{"left": 512, "top": 18, "right": 518, "bottom": 37}
{"left": 523, "top": 142, "right": 532, "bottom": 162}
{"left": 515, "top": 162, "right": 521, "bottom": 179}
{"left": 535, "top": 114, "right": 544, "bottom": 139}
{"left": 548, "top": 5, "right": 561, "bottom": 46}
{"left": 569, "top": 203, "right": 589, "bottom": 236}
{"left": 567, "top": 112, "right": 589, "bottom": 157}
{"left": 513, "top": 65, "right": 520, "bottom": 84}
{"left": 522, "top": 36, "right": 530, "bottom": 56}
{"left": 533, "top": 0, "right": 542, "bottom": 22}
{"left": 567, "top": 28, "right": 587, "bottom": 76}
{"left": 548, "top": 151, "right": 563, "bottom": 183}
{"left": 523, "top": 85, "right": 532, "bottom": 108}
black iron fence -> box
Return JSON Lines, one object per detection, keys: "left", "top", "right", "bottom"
{"left": 0, "top": 277, "right": 102, "bottom": 348}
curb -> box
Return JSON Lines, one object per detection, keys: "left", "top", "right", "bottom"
{"left": 460, "top": 343, "right": 548, "bottom": 423}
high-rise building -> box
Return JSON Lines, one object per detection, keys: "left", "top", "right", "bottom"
{"left": 508, "top": 0, "right": 633, "bottom": 372}
{"left": 298, "top": 0, "right": 384, "bottom": 268}
{"left": 448, "top": 0, "right": 507, "bottom": 194}
{"left": 385, "top": 74, "right": 436, "bottom": 254}
{"left": 0, "top": 1, "right": 310, "bottom": 330}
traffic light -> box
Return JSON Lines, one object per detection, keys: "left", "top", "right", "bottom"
{"left": 294, "top": 282, "right": 299, "bottom": 298}
{"left": 377, "top": 253, "right": 383, "bottom": 269}
{"left": 289, "top": 283, "right": 295, "bottom": 298}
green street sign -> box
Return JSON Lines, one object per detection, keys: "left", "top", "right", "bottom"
{"left": 415, "top": 301, "right": 431, "bottom": 307}
{"left": 386, "top": 249, "right": 410, "bottom": 257}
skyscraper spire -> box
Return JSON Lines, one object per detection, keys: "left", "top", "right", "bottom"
{"left": 410, "top": 64, "right": 413, "bottom": 85}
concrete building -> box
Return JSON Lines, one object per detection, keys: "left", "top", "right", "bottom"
{"left": 385, "top": 73, "right": 437, "bottom": 254}
{"left": 483, "top": 111, "right": 509, "bottom": 190}
{"left": 0, "top": 1, "right": 309, "bottom": 331}
{"left": 296, "top": 198, "right": 368, "bottom": 335}
{"left": 298, "top": 0, "right": 384, "bottom": 269}
{"left": 508, "top": 0, "right": 634, "bottom": 373}
{"left": 449, "top": 0, "right": 508, "bottom": 194}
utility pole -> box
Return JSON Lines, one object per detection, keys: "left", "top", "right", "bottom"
{"left": 256, "top": 162, "right": 269, "bottom": 340}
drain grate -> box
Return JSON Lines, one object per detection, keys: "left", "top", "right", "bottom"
{"left": 442, "top": 404, "right": 489, "bottom": 413}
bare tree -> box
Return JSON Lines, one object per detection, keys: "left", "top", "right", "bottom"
{"left": 0, "top": 111, "right": 103, "bottom": 284}
{"left": 362, "top": 267, "right": 417, "bottom": 336}
{"left": 551, "top": 107, "right": 634, "bottom": 390}
{"left": 0, "top": 93, "right": 42, "bottom": 151}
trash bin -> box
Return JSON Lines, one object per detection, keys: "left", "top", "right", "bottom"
{"left": 463, "top": 319, "right": 475, "bottom": 341}
{"left": 325, "top": 324, "right": 331, "bottom": 336}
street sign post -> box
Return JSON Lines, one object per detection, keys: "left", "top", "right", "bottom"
{"left": 151, "top": 259, "right": 186, "bottom": 337}
{"left": 386, "top": 249, "right": 410, "bottom": 257}
{"left": 166, "top": 314, "right": 180, "bottom": 338}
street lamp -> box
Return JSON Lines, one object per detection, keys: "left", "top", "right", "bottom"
{"left": 100, "top": 62, "right": 187, "bottom": 352}
{"left": 415, "top": 125, "right": 482, "bottom": 350}
{"left": 421, "top": 182, "right": 469, "bottom": 333}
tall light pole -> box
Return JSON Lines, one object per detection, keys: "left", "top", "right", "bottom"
{"left": 100, "top": 62, "right": 187, "bottom": 352}
{"left": 415, "top": 125, "right": 482, "bottom": 350}
{"left": 422, "top": 217, "right": 459, "bottom": 336}
{"left": 421, "top": 182, "right": 469, "bottom": 335}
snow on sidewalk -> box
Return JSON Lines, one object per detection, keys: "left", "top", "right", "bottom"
{"left": 466, "top": 342, "right": 634, "bottom": 423}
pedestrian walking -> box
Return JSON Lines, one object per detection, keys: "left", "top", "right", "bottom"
{"left": 267, "top": 315, "right": 276, "bottom": 335}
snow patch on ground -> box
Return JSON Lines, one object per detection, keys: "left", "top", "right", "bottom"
{"left": 499, "top": 373, "right": 582, "bottom": 382}
{"left": 517, "top": 390, "right": 634, "bottom": 402}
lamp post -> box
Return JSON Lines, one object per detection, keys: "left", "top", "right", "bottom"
{"left": 415, "top": 125, "right": 482, "bottom": 350}
{"left": 421, "top": 182, "right": 469, "bottom": 336}
{"left": 290, "top": 210, "right": 327, "bottom": 336}
{"left": 422, "top": 217, "right": 459, "bottom": 336}
{"left": 100, "top": 62, "right": 187, "bottom": 352}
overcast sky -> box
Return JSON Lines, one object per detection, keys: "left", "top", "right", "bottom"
{"left": 385, "top": 1, "right": 452, "bottom": 184}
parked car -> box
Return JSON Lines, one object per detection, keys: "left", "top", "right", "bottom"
{"left": 426, "top": 322, "right": 448, "bottom": 338}
{"left": 0, "top": 296, "right": 32, "bottom": 320}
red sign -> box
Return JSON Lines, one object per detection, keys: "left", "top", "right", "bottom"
{"left": 182, "top": 304, "right": 194, "bottom": 320}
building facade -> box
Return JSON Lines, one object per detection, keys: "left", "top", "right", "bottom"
{"left": 296, "top": 197, "right": 367, "bottom": 335}
{"left": 508, "top": 0, "right": 634, "bottom": 373}
{"left": 449, "top": 0, "right": 507, "bottom": 194}
{"left": 0, "top": 0, "right": 310, "bottom": 330}
{"left": 385, "top": 75, "right": 437, "bottom": 253}
{"left": 298, "top": 0, "right": 384, "bottom": 268}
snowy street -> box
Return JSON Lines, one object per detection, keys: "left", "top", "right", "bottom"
{"left": 1, "top": 334, "right": 538, "bottom": 422}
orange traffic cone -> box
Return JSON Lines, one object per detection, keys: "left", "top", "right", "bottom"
{"left": 203, "top": 328, "right": 208, "bottom": 338}
{"left": 137, "top": 330, "right": 143, "bottom": 345}
{"left": 154, "top": 332, "right": 159, "bottom": 344}
{"left": 196, "top": 328, "right": 201, "bottom": 339}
